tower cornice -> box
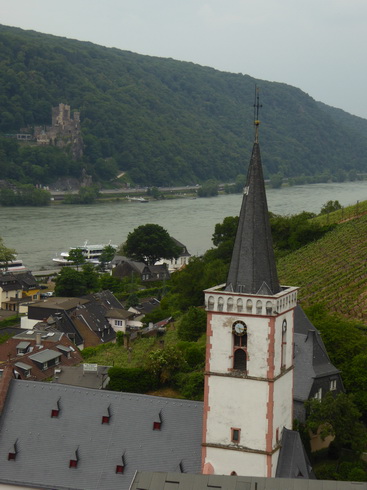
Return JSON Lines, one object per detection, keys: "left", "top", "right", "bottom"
{"left": 205, "top": 283, "right": 298, "bottom": 316}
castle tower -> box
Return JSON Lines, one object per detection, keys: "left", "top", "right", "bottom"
{"left": 202, "top": 93, "right": 298, "bottom": 478}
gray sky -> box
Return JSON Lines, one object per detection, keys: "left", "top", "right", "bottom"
{"left": 3, "top": 0, "right": 367, "bottom": 118}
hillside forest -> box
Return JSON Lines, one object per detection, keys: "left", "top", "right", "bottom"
{"left": 0, "top": 24, "right": 367, "bottom": 189}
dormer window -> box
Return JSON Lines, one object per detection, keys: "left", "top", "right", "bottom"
{"left": 102, "top": 405, "right": 111, "bottom": 424}
{"left": 153, "top": 410, "right": 163, "bottom": 430}
{"left": 8, "top": 440, "right": 18, "bottom": 461}
{"left": 116, "top": 453, "right": 126, "bottom": 474}
{"left": 16, "top": 341, "right": 30, "bottom": 356}
{"left": 69, "top": 448, "right": 79, "bottom": 468}
{"left": 51, "top": 398, "right": 61, "bottom": 418}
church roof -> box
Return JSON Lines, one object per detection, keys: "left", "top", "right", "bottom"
{"left": 293, "top": 306, "right": 341, "bottom": 402}
{"left": 0, "top": 380, "right": 203, "bottom": 490}
{"left": 276, "top": 428, "right": 315, "bottom": 479}
{"left": 226, "top": 142, "right": 280, "bottom": 295}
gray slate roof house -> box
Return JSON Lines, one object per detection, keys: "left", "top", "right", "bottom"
{"left": 0, "top": 380, "right": 203, "bottom": 490}
{"left": 131, "top": 471, "right": 367, "bottom": 489}
{"left": 293, "top": 306, "right": 344, "bottom": 422}
{"left": 112, "top": 256, "right": 170, "bottom": 282}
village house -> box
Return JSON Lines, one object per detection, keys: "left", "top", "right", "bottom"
{"left": 111, "top": 256, "right": 170, "bottom": 282}
{"left": 0, "top": 271, "right": 40, "bottom": 313}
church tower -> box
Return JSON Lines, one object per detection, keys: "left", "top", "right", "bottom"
{"left": 202, "top": 91, "right": 298, "bottom": 478}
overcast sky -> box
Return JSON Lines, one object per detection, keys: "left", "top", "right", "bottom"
{"left": 3, "top": 0, "right": 367, "bottom": 118}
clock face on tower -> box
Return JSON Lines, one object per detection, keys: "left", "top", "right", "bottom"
{"left": 232, "top": 321, "right": 247, "bottom": 336}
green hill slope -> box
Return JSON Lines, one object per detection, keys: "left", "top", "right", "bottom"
{"left": 1, "top": 24, "right": 367, "bottom": 186}
{"left": 277, "top": 212, "right": 367, "bottom": 321}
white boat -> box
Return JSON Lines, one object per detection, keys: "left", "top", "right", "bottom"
{"left": 0, "top": 257, "right": 27, "bottom": 272}
{"left": 53, "top": 241, "right": 117, "bottom": 266}
{"left": 127, "top": 196, "right": 149, "bottom": 203}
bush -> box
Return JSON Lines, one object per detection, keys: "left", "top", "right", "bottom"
{"left": 108, "top": 367, "right": 159, "bottom": 393}
{"left": 314, "top": 462, "right": 338, "bottom": 480}
{"left": 177, "top": 341, "right": 206, "bottom": 369}
{"left": 175, "top": 371, "right": 204, "bottom": 400}
{"left": 177, "top": 307, "right": 207, "bottom": 341}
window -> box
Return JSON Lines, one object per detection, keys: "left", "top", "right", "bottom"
{"left": 231, "top": 428, "right": 241, "bottom": 443}
{"left": 232, "top": 322, "right": 247, "bottom": 371}
{"left": 256, "top": 300, "right": 262, "bottom": 315}
{"left": 233, "top": 349, "right": 247, "bottom": 370}
{"left": 102, "top": 405, "right": 111, "bottom": 424}
{"left": 69, "top": 459, "right": 78, "bottom": 468}
{"left": 51, "top": 409, "right": 59, "bottom": 418}
{"left": 43, "top": 362, "right": 48, "bottom": 370}
{"left": 116, "top": 464, "right": 124, "bottom": 474}
{"left": 227, "top": 297, "right": 233, "bottom": 311}
{"left": 266, "top": 301, "right": 273, "bottom": 315}
{"left": 314, "top": 388, "right": 322, "bottom": 400}
{"left": 281, "top": 319, "right": 287, "bottom": 370}
{"left": 218, "top": 297, "right": 224, "bottom": 311}
{"left": 330, "top": 379, "right": 337, "bottom": 391}
{"left": 246, "top": 299, "right": 253, "bottom": 313}
{"left": 237, "top": 298, "right": 243, "bottom": 312}
{"left": 115, "top": 320, "right": 123, "bottom": 326}
{"left": 153, "top": 421, "right": 161, "bottom": 430}
{"left": 208, "top": 296, "right": 215, "bottom": 310}
{"left": 8, "top": 452, "right": 16, "bottom": 461}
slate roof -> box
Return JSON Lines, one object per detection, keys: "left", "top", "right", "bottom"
{"left": 275, "top": 428, "right": 315, "bottom": 479}
{"left": 46, "top": 311, "right": 84, "bottom": 347}
{"left": 0, "top": 380, "right": 203, "bottom": 490}
{"left": 226, "top": 142, "right": 280, "bottom": 295}
{"left": 293, "top": 306, "right": 341, "bottom": 403}
{"left": 131, "top": 471, "right": 367, "bottom": 489}
{"left": 54, "top": 364, "right": 110, "bottom": 389}
{"left": 0, "top": 332, "right": 83, "bottom": 383}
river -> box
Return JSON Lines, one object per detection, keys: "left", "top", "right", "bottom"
{"left": 1, "top": 181, "right": 366, "bottom": 271}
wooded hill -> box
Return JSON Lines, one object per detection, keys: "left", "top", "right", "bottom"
{"left": 1, "top": 24, "right": 367, "bottom": 187}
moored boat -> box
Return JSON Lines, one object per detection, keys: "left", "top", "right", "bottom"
{"left": 52, "top": 241, "right": 117, "bottom": 266}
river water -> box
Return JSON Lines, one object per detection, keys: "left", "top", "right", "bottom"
{"left": 1, "top": 181, "right": 366, "bottom": 271}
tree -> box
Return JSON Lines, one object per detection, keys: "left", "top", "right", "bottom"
{"left": 122, "top": 224, "right": 181, "bottom": 265}
{"left": 98, "top": 244, "right": 116, "bottom": 270}
{"left": 305, "top": 392, "right": 367, "bottom": 454}
{"left": 0, "top": 238, "right": 16, "bottom": 270}
{"left": 320, "top": 200, "right": 342, "bottom": 214}
{"left": 177, "top": 306, "right": 207, "bottom": 341}
{"left": 81, "top": 263, "right": 100, "bottom": 291}
{"left": 54, "top": 267, "right": 87, "bottom": 297}
{"left": 68, "top": 248, "right": 86, "bottom": 271}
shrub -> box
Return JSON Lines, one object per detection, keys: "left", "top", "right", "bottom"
{"left": 175, "top": 371, "right": 204, "bottom": 401}
{"left": 108, "top": 367, "right": 159, "bottom": 393}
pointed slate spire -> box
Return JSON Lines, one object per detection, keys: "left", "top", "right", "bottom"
{"left": 226, "top": 91, "right": 280, "bottom": 295}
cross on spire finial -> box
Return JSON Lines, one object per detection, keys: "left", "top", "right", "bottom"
{"left": 253, "top": 85, "right": 262, "bottom": 143}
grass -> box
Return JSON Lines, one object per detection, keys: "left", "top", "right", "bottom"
{"left": 82, "top": 325, "right": 181, "bottom": 368}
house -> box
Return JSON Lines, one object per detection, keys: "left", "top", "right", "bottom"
{"left": 0, "top": 329, "right": 83, "bottom": 410}
{"left": 130, "top": 471, "right": 367, "bottom": 489}
{"left": 157, "top": 237, "right": 191, "bottom": 271}
{"left": 112, "top": 256, "right": 170, "bottom": 282}
{"left": 0, "top": 271, "right": 40, "bottom": 313}
{"left": 26, "top": 292, "right": 120, "bottom": 348}
{"left": 293, "top": 305, "right": 344, "bottom": 424}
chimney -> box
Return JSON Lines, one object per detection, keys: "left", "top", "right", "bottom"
{"left": 35, "top": 332, "right": 42, "bottom": 347}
